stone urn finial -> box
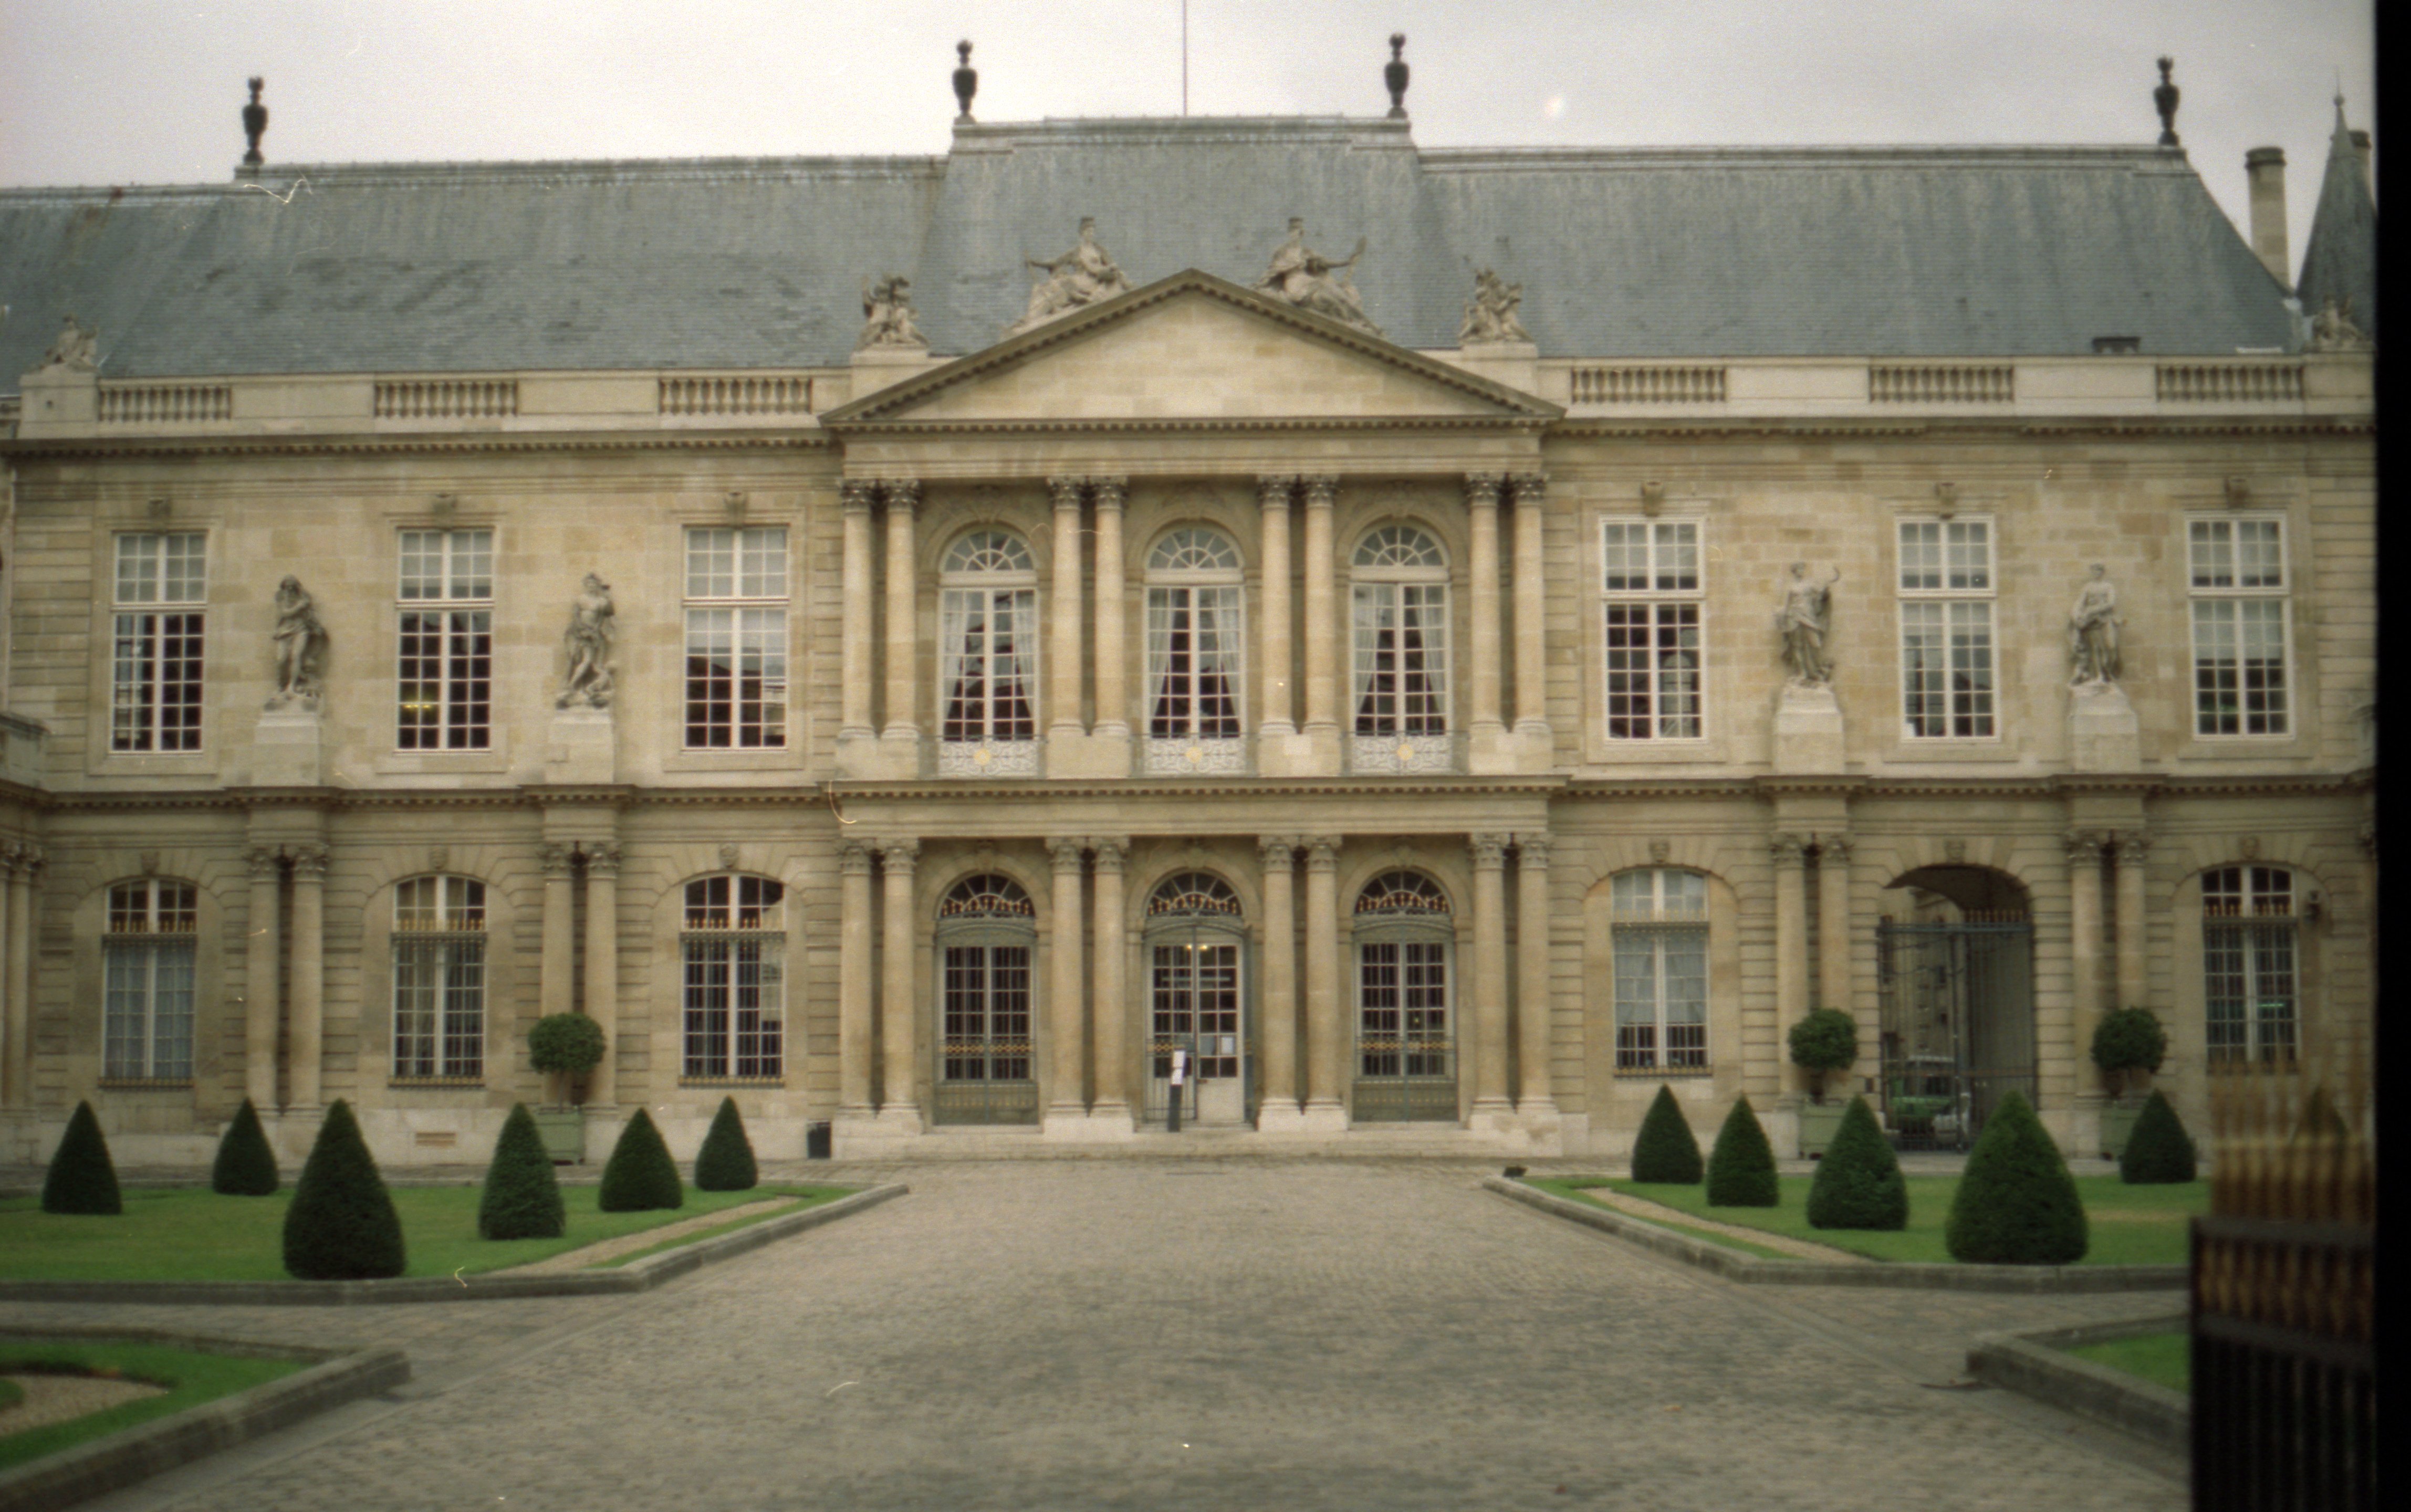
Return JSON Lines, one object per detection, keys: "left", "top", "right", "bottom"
{"left": 953, "top": 40, "right": 978, "bottom": 123}
{"left": 2154, "top": 56, "right": 2180, "bottom": 148}
{"left": 241, "top": 76, "right": 268, "bottom": 171}
{"left": 1384, "top": 35, "right": 1409, "bottom": 119}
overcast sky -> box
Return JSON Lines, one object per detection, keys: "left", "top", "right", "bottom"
{"left": 0, "top": 1, "right": 2374, "bottom": 269}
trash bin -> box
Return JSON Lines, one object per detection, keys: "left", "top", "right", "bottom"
{"left": 806, "top": 1121, "right": 832, "bottom": 1160}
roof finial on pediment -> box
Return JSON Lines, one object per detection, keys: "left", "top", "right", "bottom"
{"left": 241, "top": 76, "right": 268, "bottom": 177}
{"left": 1385, "top": 35, "right": 1410, "bottom": 119}
{"left": 954, "top": 41, "right": 978, "bottom": 124}
{"left": 2153, "top": 56, "right": 2180, "bottom": 148}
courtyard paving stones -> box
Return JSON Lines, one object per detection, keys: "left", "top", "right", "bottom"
{"left": 2, "top": 1159, "right": 2185, "bottom": 1511}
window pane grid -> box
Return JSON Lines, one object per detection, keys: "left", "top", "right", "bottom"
{"left": 1611, "top": 869, "right": 1709, "bottom": 1070}
{"left": 683, "top": 876, "right": 785, "bottom": 1079}
{"left": 941, "top": 587, "right": 1039, "bottom": 742}
{"left": 112, "top": 534, "right": 208, "bottom": 753}
{"left": 1604, "top": 602, "right": 1700, "bottom": 740}
{"left": 103, "top": 880, "right": 199, "bottom": 1082}
{"left": 685, "top": 606, "right": 789, "bottom": 748}
{"left": 1352, "top": 581, "right": 1449, "bottom": 737}
{"left": 398, "top": 529, "right": 492, "bottom": 601}
{"left": 2203, "top": 867, "right": 2297, "bottom": 1064}
{"left": 1146, "top": 584, "right": 1243, "bottom": 739}
{"left": 396, "top": 609, "right": 492, "bottom": 749}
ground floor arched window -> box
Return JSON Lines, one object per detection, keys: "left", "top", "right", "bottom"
{"left": 934, "top": 874, "right": 1038, "bottom": 1124}
{"left": 682, "top": 874, "right": 784, "bottom": 1080}
{"left": 1143, "top": 870, "right": 1248, "bottom": 1126}
{"left": 1352, "top": 870, "right": 1455, "bottom": 1121}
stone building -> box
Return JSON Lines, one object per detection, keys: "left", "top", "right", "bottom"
{"left": 0, "top": 55, "right": 2376, "bottom": 1167}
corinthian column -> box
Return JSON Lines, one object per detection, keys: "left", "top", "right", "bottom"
{"left": 242, "top": 846, "right": 281, "bottom": 1108}
{"left": 539, "top": 842, "right": 576, "bottom": 1026}
{"left": 287, "top": 843, "right": 328, "bottom": 1110}
{"left": 1770, "top": 833, "right": 1808, "bottom": 1101}
{"left": 1817, "top": 835, "right": 1853, "bottom": 1016}
{"left": 0, "top": 846, "right": 30, "bottom": 1107}
{"left": 837, "top": 840, "right": 875, "bottom": 1117}
{"left": 1090, "top": 478, "right": 1129, "bottom": 741}
{"left": 1470, "top": 834, "right": 1513, "bottom": 1117}
{"left": 1515, "top": 834, "right": 1557, "bottom": 1114}
{"left": 1508, "top": 472, "right": 1551, "bottom": 741}
{"left": 1047, "top": 838, "right": 1088, "bottom": 1121}
{"left": 1300, "top": 477, "right": 1339, "bottom": 752}
{"left": 878, "top": 838, "right": 920, "bottom": 1126}
{"left": 1048, "top": 478, "right": 1086, "bottom": 744}
{"left": 2114, "top": 832, "right": 2149, "bottom": 1016}
{"left": 1466, "top": 474, "right": 1505, "bottom": 745}
{"left": 1301, "top": 836, "right": 1345, "bottom": 1126}
{"left": 1256, "top": 478, "right": 1295, "bottom": 739}
{"left": 881, "top": 480, "right": 921, "bottom": 746}
{"left": 2065, "top": 831, "right": 2106, "bottom": 1104}
{"left": 1090, "top": 837, "right": 1131, "bottom": 1125}
{"left": 582, "top": 842, "right": 621, "bottom": 1108}
{"left": 840, "top": 481, "right": 876, "bottom": 741}
{"left": 1257, "top": 836, "right": 1300, "bottom": 1118}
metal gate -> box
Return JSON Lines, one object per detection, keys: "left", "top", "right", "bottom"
{"left": 1875, "top": 915, "right": 2034, "bottom": 1150}
{"left": 933, "top": 875, "right": 1039, "bottom": 1126}
{"left": 1351, "top": 871, "right": 1458, "bottom": 1122}
{"left": 1140, "top": 872, "right": 1253, "bottom": 1128}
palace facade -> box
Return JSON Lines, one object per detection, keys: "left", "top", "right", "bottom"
{"left": 0, "top": 67, "right": 2377, "bottom": 1165}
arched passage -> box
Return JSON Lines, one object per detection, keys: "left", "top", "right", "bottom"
{"left": 1875, "top": 865, "right": 2034, "bottom": 1148}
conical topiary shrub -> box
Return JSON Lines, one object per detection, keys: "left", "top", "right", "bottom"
{"left": 597, "top": 1108, "right": 684, "bottom": 1212}
{"left": 479, "top": 1104, "right": 567, "bottom": 1240}
{"left": 211, "top": 1097, "right": 280, "bottom": 1196}
{"left": 1806, "top": 1096, "right": 1908, "bottom": 1230}
{"left": 1705, "top": 1095, "right": 1780, "bottom": 1206}
{"left": 1944, "top": 1090, "right": 2088, "bottom": 1265}
{"left": 1631, "top": 1085, "right": 1704, "bottom": 1184}
{"left": 694, "top": 1096, "right": 758, "bottom": 1192}
{"left": 2118, "top": 1089, "right": 2197, "bottom": 1184}
{"left": 40, "top": 1101, "right": 122, "bottom": 1215}
{"left": 282, "top": 1099, "right": 406, "bottom": 1279}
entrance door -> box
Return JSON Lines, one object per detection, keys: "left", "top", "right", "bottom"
{"left": 932, "top": 874, "right": 1041, "bottom": 1126}
{"left": 1353, "top": 938, "right": 1457, "bottom": 1120}
{"left": 1145, "top": 939, "right": 1246, "bottom": 1125}
{"left": 1876, "top": 917, "right": 2034, "bottom": 1149}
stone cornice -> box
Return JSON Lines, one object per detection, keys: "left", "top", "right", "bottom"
{"left": 831, "top": 414, "right": 1554, "bottom": 439}
{"left": 0, "top": 432, "right": 835, "bottom": 463}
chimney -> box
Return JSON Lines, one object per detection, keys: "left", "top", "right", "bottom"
{"left": 2245, "top": 146, "right": 2289, "bottom": 286}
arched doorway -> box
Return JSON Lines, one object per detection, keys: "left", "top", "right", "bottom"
{"left": 932, "top": 874, "right": 1039, "bottom": 1125}
{"left": 1875, "top": 865, "right": 2034, "bottom": 1149}
{"left": 1351, "top": 870, "right": 1457, "bottom": 1121}
{"left": 1141, "top": 871, "right": 1249, "bottom": 1128}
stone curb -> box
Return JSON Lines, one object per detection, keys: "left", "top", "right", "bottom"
{"left": 0, "top": 1325, "right": 409, "bottom": 1512}
{"left": 1484, "top": 1178, "right": 2190, "bottom": 1292}
{"left": 1966, "top": 1315, "right": 2190, "bottom": 1453}
{"left": 0, "top": 1183, "right": 906, "bottom": 1307}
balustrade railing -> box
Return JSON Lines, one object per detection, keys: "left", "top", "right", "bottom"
{"left": 2157, "top": 362, "right": 2304, "bottom": 403}
{"left": 373, "top": 379, "right": 519, "bottom": 419}
{"left": 99, "top": 383, "right": 233, "bottom": 424}
{"left": 659, "top": 373, "right": 816, "bottom": 416}
{"left": 1868, "top": 363, "right": 2015, "bottom": 403}
{"left": 1568, "top": 365, "right": 1727, "bottom": 404}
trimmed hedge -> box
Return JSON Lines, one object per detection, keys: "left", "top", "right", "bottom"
{"left": 479, "top": 1103, "right": 567, "bottom": 1239}
{"left": 1630, "top": 1085, "right": 1703, "bottom": 1184}
{"left": 211, "top": 1097, "right": 280, "bottom": 1196}
{"left": 1805, "top": 1096, "right": 1908, "bottom": 1230}
{"left": 597, "top": 1108, "right": 684, "bottom": 1212}
{"left": 694, "top": 1096, "right": 759, "bottom": 1192}
{"left": 2118, "top": 1090, "right": 2197, "bottom": 1184}
{"left": 1705, "top": 1096, "right": 1779, "bottom": 1207}
{"left": 1787, "top": 1008, "right": 1859, "bottom": 1100}
{"left": 2090, "top": 1007, "right": 2168, "bottom": 1094}
{"left": 282, "top": 1099, "right": 406, "bottom": 1279}
{"left": 1944, "top": 1090, "right": 2088, "bottom": 1265}
{"left": 41, "top": 1100, "right": 122, "bottom": 1215}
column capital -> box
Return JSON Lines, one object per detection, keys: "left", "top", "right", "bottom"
{"left": 1255, "top": 475, "right": 1297, "bottom": 507}
{"left": 877, "top": 837, "right": 920, "bottom": 870}
{"left": 582, "top": 841, "right": 623, "bottom": 877}
{"left": 2113, "top": 830, "right": 2150, "bottom": 865}
{"left": 1299, "top": 475, "right": 1339, "bottom": 510}
{"left": 1816, "top": 834, "right": 1852, "bottom": 864}
{"left": 540, "top": 841, "right": 577, "bottom": 878}
{"left": 1048, "top": 837, "right": 1088, "bottom": 873}
{"left": 838, "top": 838, "right": 875, "bottom": 875}
{"left": 1258, "top": 834, "right": 1298, "bottom": 867}
{"left": 1769, "top": 832, "right": 1809, "bottom": 866}
{"left": 840, "top": 479, "right": 878, "bottom": 513}
{"left": 879, "top": 478, "right": 921, "bottom": 513}
{"left": 1463, "top": 472, "right": 1504, "bottom": 508}
{"left": 5, "top": 842, "right": 43, "bottom": 875}
{"left": 2063, "top": 829, "right": 2108, "bottom": 866}
{"left": 1302, "top": 836, "right": 1341, "bottom": 870}
{"left": 288, "top": 842, "right": 330, "bottom": 879}
{"left": 1507, "top": 471, "right": 1548, "bottom": 505}
{"left": 1089, "top": 836, "right": 1130, "bottom": 870}
{"left": 1047, "top": 476, "right": 1084, "bottom": 511}
{"left": 1087, "top": 476, "right": 1129, "bottom": 510}
{"left": 1470, "top": 833, "right": 1511, "bottom": 869}
{"left": 245, "top": 845, "right": 283, "bottom": 878}
{"left": 1515, "top": 833, "right": 1551, "bottom": 869}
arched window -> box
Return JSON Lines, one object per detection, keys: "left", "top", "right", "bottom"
{"left": 935, "top": 874, "right": 1038, "bottom": 1124}
{"left": 683, "top": 875, "right": 784, "bottom": 1080}
{"left": 392, "top": 875, "right": 486, "bottom": 1081}
{"left": 2204, "top": 866, "right": 2298, "bottom": 1064}
{"left": 1352, "top": 870, "right": 1455, "bottom": 1119}
{"left": 1145, "top": 872, "right": 1246, "bottom": 1096}
{"left": 1610, "top": 869, "right": 1708, "bottom": 1070}
{"left": 939, "top": 530, "right": 1040, "bottom": 775}
{"left": 103, "top": 879, "right": 196, "bottom": 1082}
{"left": 1145, "top": 529, "right": 1245, "bottom": 770}
{"left": 1350, "top": 526, "right": 1450, "bottom": 769}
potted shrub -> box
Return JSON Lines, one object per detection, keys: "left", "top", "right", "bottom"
{"left": 2090, "top": 1007, "right": 2168, "bottom": 1158}
{"left": 527, "top": 1012, "right": 607, "bottom": 1164}
{"left": 1788, "top": 1007, "right": 1859, "bottom": 1156}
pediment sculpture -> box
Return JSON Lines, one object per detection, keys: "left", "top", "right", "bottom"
{"left": 1007, "top": 218, "right": 1132, "bottom": 334}
{"left": 1253, "top": 218, "right": 1382, "bottom": 337}
{"left": 857, "top": 274, "right": 926, "bottom": 351}
{"left": 1458, "top": 268, "right": 1530, "bottom": 344}
{"left": 2306, "top": 297, "right": 2373, "bottom": 352}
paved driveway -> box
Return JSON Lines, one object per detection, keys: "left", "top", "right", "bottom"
{"left": 15, "top": 1160, "right": 2185, "bottom": 1511}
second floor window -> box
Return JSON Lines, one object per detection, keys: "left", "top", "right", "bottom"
{"left": 2190, "top": 518, "right": 2290, "bottom": 737}
{"left": 398, "top": 529, "right": 492, "bottom": 749}
{"left": 940, "top": 531, "right": 1040, "bottom": 745}
{"left": 1601, "top": 520, "right": 1702, "bottom": 740}
{"left": 1898, "top": 519, "right": 1996, "bottom": 739}
{"left": 111, "top": 532, "right": 207, "bottom": 752}
{"left": 1351, "top": 525, "right": 1450, "bottom": 738}
{"left": 685, "top": 527, "right": 788, "bottom": 748}
{"left": 1146, "top": 528, "right": 1244, "bottom": 741}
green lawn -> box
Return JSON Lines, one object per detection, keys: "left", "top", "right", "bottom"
{"left": 1531, "top": 1175, "right": 2203, "bottom": 1265}
{"left": 0, "top": 1184, "right": 856, "bottom": 1282}
{"left": 2064, "top": 1331, "right": 2189, "bottom": 1392}
{"left": 0, "top": 1339, "right": 305, "bottom": 1469}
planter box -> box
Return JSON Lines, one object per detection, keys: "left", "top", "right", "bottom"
{"left": 1798, "top": 1101, "right": 1847, "bottom": 1157}
{"left": 2099, "top": 1098, "right": 2147, "bottom": 1161}
{"left": 532, "top": 1108, "right": 586, "bottom": 1164}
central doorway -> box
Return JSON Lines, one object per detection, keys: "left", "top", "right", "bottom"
{"left": 1142, "top": 872, "right": 1251, "bottom": 1127}
{"left": 1351, "top": 870, "right": 1459, "bottom": 1121}
{"left": 1875, "top": 865, "right": 2035, "bottom": 1150}
{"left": 933, "top": 874, "right": 1040, "bottom": 1126}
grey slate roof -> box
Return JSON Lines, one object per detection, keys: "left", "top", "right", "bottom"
{"left": 0, "top": 116, "right": 2298, "bottom": 386}
{"left": 2293, "top": 103, "right": 2377, "bottom": 337}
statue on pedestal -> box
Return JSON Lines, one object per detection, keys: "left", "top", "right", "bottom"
{"left": 856, "top": 275, "right": 926, "bottom": 350}
{"left": 268, "top": 575, "right": 325, "bottom": 707}
{"left": 557, "top": 573, "right": 617, "bottom": 709}
{"left": 1458, "top": 268, "right": 1530, "bottom": 344}
{"left": 39, "top": 314, "right": 99, "bottom": 371}
{"left": 1253, "top": 219, "right": 1380, "bottom": 336}
{"left": 1777, "top": 562, "right": 1839, "bottom": 685}
{"left": 1008, "top": 218, "right": 1131, "bottom": 333}
{"left": 2306, "top": 297, "right": 2373, "bottom": 352}
{"left": 2068, "top": 564, "right": 2123, "bottom": 685}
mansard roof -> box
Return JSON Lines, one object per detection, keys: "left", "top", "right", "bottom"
{"left": 0, "top": 114, "right": 2299, "bottom": 386}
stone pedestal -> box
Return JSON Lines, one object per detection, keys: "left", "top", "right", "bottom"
{"left": 15, "top": 364, "right": 98, "bottom": 434}
{"left": 253, "top": 705, "right": 325, "bottom": 785}
{"left": 1446, "top": 341, "right": 1540, "bottom": 397}
{"left": 1043, "top": 730, "right": 1131, "bottom": 779}
{"left": 1771, "top": 682, "right": 1845, "bottom": 773}
{"left": 544, "top": 706, "right": 616, "bottom": 784}
{"left": 1467, "top": 724, "right": 1518, "bottom": 775}
{"left": 847, "top": 345, "right": 944, "bottom": 400}
{"left": 2069, "top": 681, "right": 2140, "bottom": 771}
{"left": 837, "top": 732, "right": 922, "bottom": 780}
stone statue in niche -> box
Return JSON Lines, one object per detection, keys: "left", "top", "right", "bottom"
{"left": 39, "top": 314, "right": 99, "bottom": 371}
{"left": 2306, "top": 297, "right": 2373, "bottom": 352}
{"left": 268, "top": 575, "right": 326, "bottom": 707}
{"left": 856, "top": 274, "right": 926, "bottom": 350}
{"left": 1776, "top": 562, "right": 1839, "bottom": 685}
{"left": 1008, "top": 218, "right": 1131, "bottom": 333}
{"left": 1252, "top": 219, "right": 1381, "bottom": 335}
{"left": 2067, "top": 564, "right": 2123, "bottom": 685}
{"left": 1458, "top": 268, "right": 1529, "bottom": 344}
{"left": 558, "top": 573, "right": 617, "bottom": 709}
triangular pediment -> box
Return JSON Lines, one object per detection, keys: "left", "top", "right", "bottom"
{"left": 822, "top": 270, "right": 1558, "bottom": 428}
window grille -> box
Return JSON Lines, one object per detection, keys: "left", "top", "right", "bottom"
{"left": 110, "top": 532, "right": 207, "bottom": 752}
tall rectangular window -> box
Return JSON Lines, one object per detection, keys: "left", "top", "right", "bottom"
{"left": 2189, "top": 518, "right": 2290, "bottom": 737}
{"left": 1898, "top": 519, "right": 1996, "bottom": 739}
{"left": 1611, "top": 869, "right": 1709, "bottom": 1070}
{"left": 392, "top": 875, "right": 485, "bottom": 1080}
{"left": 685, "top": 527, "right": 788, "bottom": 748}
{"left": 683, "top": 876, "right": 785, "bottom": 1079}
{"left": 111, "top": 532, "right": 207, "bottom": 752}
{"left": 397, "top": 529, "right": 493, "bottom": 749}
{"left": 2203, "top": 866, "right": 2297, "bottom": 1063}
{"left": 1600, "top": 520, "right": 1702, "bottom": 740}
{"left": 103, "top": 879, "right": 197, "bottom": 1081}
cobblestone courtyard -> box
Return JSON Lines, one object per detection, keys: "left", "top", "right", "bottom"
{"left": 7, "top": 1159, "right": 2186, "bottom": 1511}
